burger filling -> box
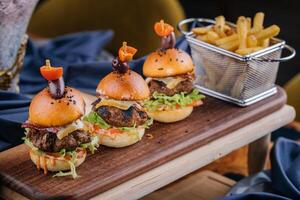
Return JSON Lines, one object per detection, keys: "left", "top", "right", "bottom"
{"left": 84, "top": 98, "right": 152, "bottom": 135}
{"left": 22, "top": 120, "right": 99, "bottom": 178}
{"left": 144, "top": 75, "right": 205, "bottom": 111}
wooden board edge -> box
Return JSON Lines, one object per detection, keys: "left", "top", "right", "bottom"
{"left": 91, "top": 105, "right": 295, "bottom": 200}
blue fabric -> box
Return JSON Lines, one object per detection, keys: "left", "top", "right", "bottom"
{"left": 220, "top": 138, "right": 300, "bottom": 200}
{"left": 20, "top": 30, "right": 114, "bottom": 94}
{"left": 0, "top": 31, "right": 188, "bottom": 151}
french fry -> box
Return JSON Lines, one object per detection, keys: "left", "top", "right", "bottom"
{"left": 215, "top": 34, "right": 238, "bottom": 46}
{"left": 253, "top": 12, "right": 264, "bottom": 31}
{"left": 192, "top": 27, "right": 211, "bottom": 35}
{"left": 196, "top": 34, "right": 209, "bottom": 43}
{"left": 261, "top": 38, "right": 270, "bottom": 48}
{"left": 206, "top": 31, "right": 220, "bottom": 44}
{"left": 219, "top": 39, "right": 239, "bottom": 51}
{"left": 235, "top": 47, "right": 263, "bottom": 55}
{"left": 254, "top": 25, "right": 280, "bottom": 40}
{"left": 237, "top": 17, "right": 248, "bottom": 49}
{"left": 247, "top": 35, "right": 258, "bottom": 47}
{"left": 215, "top": 15, "right": 226, "bottom": 38}
{"left": 194, "top": 12, "right": 279, "bottom": 54}
{"left": 246, "top": 17, "right": 252, "bottom": 31}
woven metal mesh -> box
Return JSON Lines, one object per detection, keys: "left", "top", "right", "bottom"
{"left": 190, "top": 40, "right": 282, "bottom": 101}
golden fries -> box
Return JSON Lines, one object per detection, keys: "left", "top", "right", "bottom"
{"left": 215, "top": 34, "right": 238, "bottom": 46}
{"left": 219, "top": 40, "right": 239, "bottom": 51}
{"left": 192, "top": 12, "right": 280, "bottom": 56}
{"left": 254, "top": 25, "right": 280, "bottom": 40}
{"left": 235, "top": 47, "right": 263, "bottom": 55}
{"left": 192, "top": 27, "right": 210, "bottom": 35}
{"left": 214, "top": 16, "right": 226, "bottom": 38}
{"left": 253, "top": 12, "right": 264, "bottom": 31}
{"left": 206, "top": 31, "right": 220, "bottom": 44}
{"left": 247, "top": 35, "right": 258, "bottom": 48}
{"left": 237, "top": 17, "right": 248, "bottom": 49}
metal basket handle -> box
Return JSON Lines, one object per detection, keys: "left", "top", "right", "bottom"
{"left": 177, "top": 18, "right": 216, "bottom": 35}
{"left": 250, "top": 44, "right": 296, "bottom": 62}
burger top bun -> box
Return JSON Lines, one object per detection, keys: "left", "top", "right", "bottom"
{"left": 96, "top": 70, "right": 150, "bottom": 101}
{"left": 143, "top": 48, "right": 194, "bottom": 78}
{"left": 29, "top": 87, "right": 85, "bottom": 127}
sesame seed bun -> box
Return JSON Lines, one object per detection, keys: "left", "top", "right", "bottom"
{"left": 28, "top": 87, "right": 85, "bottom": 127}
{"left": 143, "top": 48, "right": 194, "bottom": 78}
{"left": 96, "top": 70, "right": 150, "bottom": 101}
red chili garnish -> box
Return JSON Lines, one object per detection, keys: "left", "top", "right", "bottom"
{"left": 40, "top": 59, "right": 63, "bottom": 81}
{"left": 118, "top": 41, "right": 137, "bottom": 62}
{"left": 154, "top": 20, "right": 174, "bottom": 37}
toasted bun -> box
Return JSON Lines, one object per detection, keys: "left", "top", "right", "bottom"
{"left": 143, "top": 48, "right": 194, "bottom": 78}
{"left": 97, "top": 70, "right": 150, "bottom": 100}
{"left": 99, "top": 127, "right": 145, "bottom": 148}
{"left": 147, "top": 106, "right": 193, "bottom": 123}
{"left": 29, "top": 87, "right": 85, "bottom": 127}
{"left": 29, "top": 149, "right": 86, "bottom": 172}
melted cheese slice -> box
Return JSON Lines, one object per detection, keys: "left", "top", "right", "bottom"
{"left": 95, "top": 98, "right": 137, "bottom": 110}
{"left": 147, "top": 77, "right": 187, "bottom": 89}
{"left": 57, "top": 120, "right": 84, "bottom": 140}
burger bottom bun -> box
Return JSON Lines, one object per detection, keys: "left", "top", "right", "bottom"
{"left": 99, "top": 127, "right": 145, "bottom": 148}
{"left": 29, "top": 149, "right": 86, "bottom": 172}
{"left": 147, "top": 106, "right": 193, "bottom": 123}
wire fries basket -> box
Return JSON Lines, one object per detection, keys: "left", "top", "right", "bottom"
{"left": 178, "top": 18, "right": 296, "bottom": 106}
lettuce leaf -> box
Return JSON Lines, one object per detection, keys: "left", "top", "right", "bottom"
{"left": 83, "top": 111, "right": 110, "bottom": 129}
{"left": 53, "top": 160, "right": 79, "bottom": 179}
{"left": 80, "top": 135, "right": 99, "bottom": 154}
{"left": 84, "top": 110, "right": 153, "bottom": 133}
{"left": 144, "top": 89, "right": 205, "bottom": 111}
{"left": 118, "top": 117, "right": 153, "bottom": 132}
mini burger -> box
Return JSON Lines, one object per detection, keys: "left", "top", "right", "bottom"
{"left": 22, "top": 60, "right": 98, "bottom": 178}
{"left": 84, "top": 42, "right": 152, "bottom": 148}
{"left": 143, "top": 20, "right": 205, "bottom": 123}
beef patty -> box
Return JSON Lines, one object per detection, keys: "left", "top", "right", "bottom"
{"left": 27, "top": 129, "right": 90, "bottom": 152}
{"left": 148, "top": 79, "right": 194, "bottom": 96}
{"left": 94, "top": 105, "right": 148, "bottom": 127}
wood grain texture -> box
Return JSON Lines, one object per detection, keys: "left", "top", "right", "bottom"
{"left": 142, "top": 170, "right": 235, "bottom": 200}
{"left": 0, "top": 87, "right": 286, "bottom": 200}
{"left": 248, "top": 133, "right": 271, "bottom": 175}
{"left": 93, "top": 105, "right": 294, "bottom": 200}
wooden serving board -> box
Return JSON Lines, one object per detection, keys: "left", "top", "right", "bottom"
{"left": 0, "top": 87, "right": 286, "bottom": 200}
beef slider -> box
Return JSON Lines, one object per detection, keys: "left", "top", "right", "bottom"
{"left": 27, "top": 129, "right": 90, "bottom": 152}
{"left": 94, "top": 105, "right": 148, "bottom": 127}
{"left": 148, "top": 79, "right": 194, "bottom": 96}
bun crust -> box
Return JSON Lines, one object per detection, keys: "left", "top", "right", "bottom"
{"left": 99, "top": 128, "right": 145, "bottom": 148}
{"left": 143, "top": 48, "right": 194, "bottom": 78}
{"left": 29, "top": 149, "right": 86, "bottom": 172}
{"left": 147, "top": 106, "right": 193, "bottom": 123}
{"left": 97, "top": 70, "right": 150, "bottom": 100}
{"left": 29, "top": 87, "right": 85, "bottom": 127}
